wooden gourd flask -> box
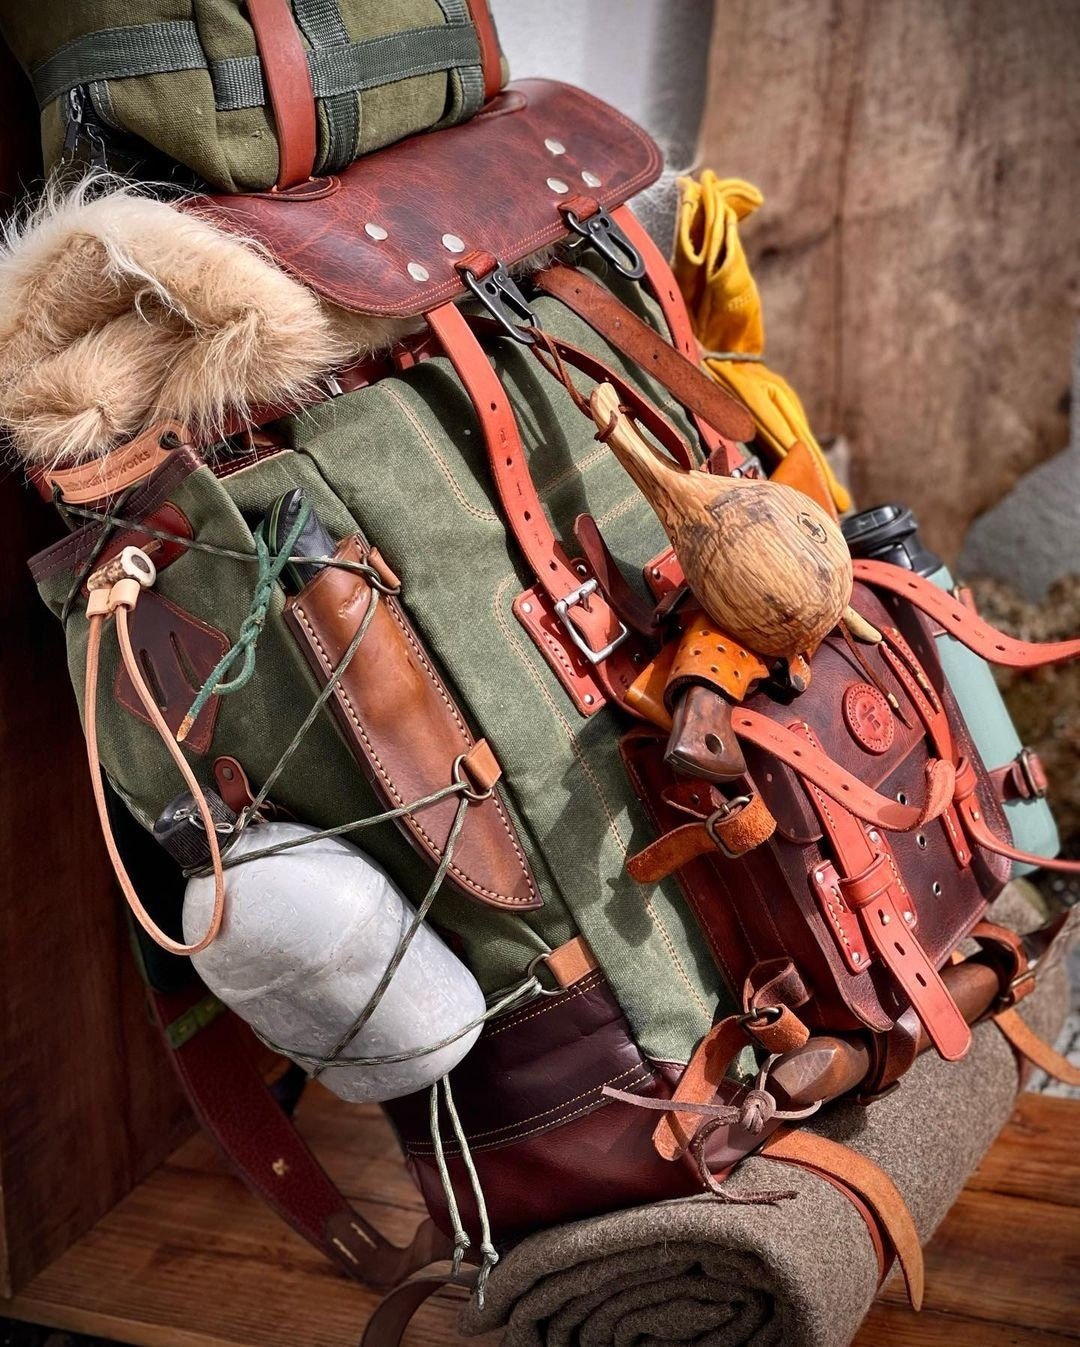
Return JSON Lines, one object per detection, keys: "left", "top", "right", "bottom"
{"left": 589, "top": 382, "right": 854, "bottom": 659}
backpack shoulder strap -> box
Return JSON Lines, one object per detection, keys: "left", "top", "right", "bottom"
{"left": 150, "top": 981, "right": 452, "bottom": 1289}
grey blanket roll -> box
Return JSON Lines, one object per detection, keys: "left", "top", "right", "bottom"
{"left": 461, "top": 886, "right": 1071, "bottom": 1347}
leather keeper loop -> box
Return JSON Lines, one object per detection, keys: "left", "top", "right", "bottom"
{"left": 839, "top": 852, "right": 892, "bottom": 909}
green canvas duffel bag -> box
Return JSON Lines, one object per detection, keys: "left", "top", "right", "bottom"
{"left": 0, "top": 0, "right": 505, "bottom": 191}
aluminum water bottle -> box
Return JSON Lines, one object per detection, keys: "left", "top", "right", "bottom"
{"left": 155, "top": 795, "right": 486, "bottom": 1101}
{"left": 843, "top": 504, "right": 1060, "bottom": 875}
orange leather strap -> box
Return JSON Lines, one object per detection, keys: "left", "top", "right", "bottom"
{"left": 791, "top": 723, "right": 972, "bottom": 1062}
{"left": 542, "top": 934, "right": 599, "bottom": 988}
{"left": 247, "top": 0, "right": 317, "bottom": 189}
{"left": 627, "top": 793, "right": 777, "bottom": 882}
{"left": 427, "top": 301, "right": 624, "bottom": 660}
{"left": 535, "top": 262, "right": 755, "bottom": 445}
{"left": 610, "top": 205, "right": 742, "bottom": 473}
{"left": 761, "top": 1127, "right": 925, "bottom": 1311}
{"left": 732, "top": 710, "right": 955, "bottom": 832}
{"left": 465, "top": 0, "right": 502, "bottom": 101}
{"left": 652, "top": 1016, "right": 751, "bottom": 1160}
{"left": 854, "top": 560, "right": 1080, "bottom": 669}
{"left": 994, "top": 1008, "right": 1080, "bottom": 1086}
{"left": 954, "top": 755, "right": 1080, "bottom": 874}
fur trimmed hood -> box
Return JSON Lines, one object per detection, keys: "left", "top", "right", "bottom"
{"left": 0, "top": 179, "right": 410, "bottom": 468}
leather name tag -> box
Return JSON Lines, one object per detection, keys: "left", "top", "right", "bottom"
{"left": 286, "top": 535, "right": 541, "bottom": 911}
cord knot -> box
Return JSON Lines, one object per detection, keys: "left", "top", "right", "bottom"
{"left": 739, "top": 1087, "right": 776, "bottom": 1135}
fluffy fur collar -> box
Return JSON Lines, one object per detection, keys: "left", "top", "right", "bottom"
{"left": 0, "top": 178, "right": 413, "bottom": 469}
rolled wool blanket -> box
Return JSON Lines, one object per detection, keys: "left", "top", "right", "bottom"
{"left": 461, "top": 886, "right": 1071, "bottom": 1347}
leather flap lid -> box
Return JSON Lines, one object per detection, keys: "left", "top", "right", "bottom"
{"left": 195, "top": 79, "right": 661, "bottom": 317}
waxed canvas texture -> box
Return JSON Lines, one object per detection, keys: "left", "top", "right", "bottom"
{"left": 0, "top": 0, "right": 497, "bottom": 192}
{"left": 34, "top": 266, "right": 730, "bottom": 1066}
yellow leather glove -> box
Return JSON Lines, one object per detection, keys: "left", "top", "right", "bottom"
{"left": 673, "top": 171, "right": 851, "bottom": 513}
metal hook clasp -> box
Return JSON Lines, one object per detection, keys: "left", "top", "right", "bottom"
{"left": 563, "top": 208, "right": 645, "bottom": 279}
{"left": 462, "top": 262, "right": 538, "bottom": 344}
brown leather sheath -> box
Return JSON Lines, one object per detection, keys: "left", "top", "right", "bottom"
{"left": 285, "top": 535, "right": 541, "bottom": 911}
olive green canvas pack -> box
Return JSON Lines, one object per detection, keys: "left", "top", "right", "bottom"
{"left": 0, "top": 0, "right": 503, "bottom": 192}
{"left": 34, "top": 270, "right": 731, "bottom": 1067}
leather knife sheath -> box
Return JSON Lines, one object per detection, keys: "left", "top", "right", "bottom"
{"left": 285, "top": 535, "right": 541, "bottom": 912}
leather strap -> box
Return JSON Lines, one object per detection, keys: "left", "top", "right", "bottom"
{"left": 535, "top": 262, "right": 755, "bottom": 445}
{"left": 150, "top": 982, "right": 452, "bottom": 1289}
{"left": 791, "top": 723, "right": 972, "bottom": 1062}
{"left": 427, "top": 301, "right": 624, "bottom": 659}
{"left": 43, "top": 422, "right": 183, "bottom": 504}
{"left": 855, "top": 560, "right": 1080, "bottom": 669}
{"left": 247, "top": 0, "right": 317, "bottom": 190}
{"left": 760, "top": 1127, "right": 924, "bottom": 1311}
{"left": 732, "top": 710, "right": 955, "bottom": 832}
{"left": 543, "top": 934, "right": 599, "bottom": 988}
{"left": 609, "top": 206, "right": 739, "bottom": 471}
{"left": 627, "top": 793, "right": 777, "bottom": 882}
{"left": 573, "top": 514, "right": 657, "bottom": 637}
{"left": 465, "top": 0, "right": 502, "bottom": 101}
{"left": 665, "top": 612, "right": 770, "bottom": 705}
{"left": 360, "top": 1269, "right": 475, "bottom": 1347}
{"left": 990, "top": 750, "right": 1049, "bottom": 802}
{"left": 954, "top": 755, "right": 1080, "bottom": 874}
{"left": 994, "top": 1007, "right": 1080, "bottom": 1085}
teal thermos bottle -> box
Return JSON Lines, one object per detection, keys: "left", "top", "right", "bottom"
{"left": 843, "top": 505, "right": 1059, "bottom": 876}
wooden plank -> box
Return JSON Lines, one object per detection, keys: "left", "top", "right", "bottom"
{"left": 698, "top": 0, "right": 1080, "bottom": 561}
{"left": 0, "top": 470, "right": 192, "bottom": 1297}
{"left": 965, "top": 1093, "right": 1080, "bottom": 1208}
{"left": 856, "top": 1302, "right": 1080, "bottom": 1347}
{"left": 880, "top": 1187, "right": 1080, "bottom": 1336}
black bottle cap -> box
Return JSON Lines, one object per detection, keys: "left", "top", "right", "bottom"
{"left": 153, "top": 790, "right": 237, "bottom": 870}
{"left": 842, "top": 503, "right": 942, "bottom": 577}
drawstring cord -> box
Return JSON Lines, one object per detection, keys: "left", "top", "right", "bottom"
{"left": 430, "top": 1074, "right": 499, "bottom": 1305}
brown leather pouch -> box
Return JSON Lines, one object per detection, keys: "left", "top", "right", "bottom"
{"left": 284, "top": 534, "right": 540, "bottom": 913}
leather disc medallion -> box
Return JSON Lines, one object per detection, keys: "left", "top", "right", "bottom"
{"left": 843, "top": 682, "right": 895, "bottom": 754}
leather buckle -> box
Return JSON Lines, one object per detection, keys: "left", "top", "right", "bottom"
{"left": 1017, "top": 747, "right": 1048, "bottom": 799}
{"left": 563, "top": 206, "right": 645, "bottom": 279}
{"left": 462, "top": 261, "right": 537, "bottom": 344}
{"left": 554, "top": 577, "right": 630, "bottom": 665}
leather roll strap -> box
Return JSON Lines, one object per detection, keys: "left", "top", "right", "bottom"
{"left": 994, "top": 1007, "right": 1080, "bottom": 1086}
{"left": 854, "top": 560, "right": 1080, "bottom": 668}
{"left": 361, "top": 1269, "right": 477, "bottom": 1347}
{"left": 760, "top": 1127, "right": 925, "bottom": 1311}
{"left": 466, "top": 0, "right": 502, "bottom": 101}
{"left": 247, "top": 0, "right": 318, "bottom": 190}
{"left": 150, "top": 983, "right": 452, "bottom": 1289}
{"left": 535, "top": 261, "right": 755, "bottom": 446}
{"left": 427, "top": 301, "right": 624, "bottom": 660}
{"left": 610, "top": 205, "right": 741, "bottom": 472}
{"left": 953, "top": 755, "right": 1080, "bottom": 874}
{"left": 790, "top": 723, "right": 972, "bottom": 1062}
{"left": 627, "top": 793, "right": 777, "bottom": 882}
{"left": 732, "top": 710, "right": 955, "bottom": 832}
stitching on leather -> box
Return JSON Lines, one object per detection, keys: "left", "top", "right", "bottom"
{"left": 485, "top": 971, "right": 603, "bottom": 1037}
{"left": 383, "top": 384, "right": 501, "bottom": 523}
{"left": 294, "top": 554, "right": 535, "bottom": 904}
{"left": 407, "top": 1065, "right": 655, "bottom": 1153}
{"left": 515, "top": 591, "right": 601, "bottom": 714}
{"left": 492, "top": 576, "right": 710, "bottom": 1016}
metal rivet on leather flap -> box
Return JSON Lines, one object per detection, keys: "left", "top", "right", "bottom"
{"left": 461, "top": 739, "right": 502, "bottom": 794}
{"left": 407, "top": 261, "right": 430, "bottom": 282}
{"left": 581, "top": 170, "right": 602, "bottom": 188}
{"left": 441, "top": 233, "right": 465, "bottom": 253}
{"left": 364, "top": 222, "right": 388, "bottom": 240}
{"left": 547, "top": 177, "right": 569, "bottom": 194}
{"left": 544, "top": 137, "right": 566, "bottom": 155}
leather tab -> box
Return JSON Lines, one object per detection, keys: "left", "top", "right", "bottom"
{"left": 626, "top": 643, "right": 676, "bottom": 730}
{"left": 810, "top": 859, "right": 872, "bottom": 974}
{"left": 627, "top": 793, "right": 776, "bottom": 882}
{"left": 247, "top": 0, "right": 317, "bottom": 190}
{"left": 544, "top": 935, "right": 599, "bottom": 988}
{"left": 461, "top": 738, "right": 502, "bottom": 793}
{"left": 43, "top": 421, "right": 184, "bottom": 505}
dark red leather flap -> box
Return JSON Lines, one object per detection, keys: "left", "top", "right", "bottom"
{"left": 195, "top": 79, "right": 661, "bottom": 317}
